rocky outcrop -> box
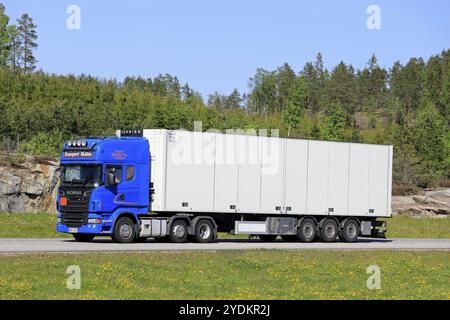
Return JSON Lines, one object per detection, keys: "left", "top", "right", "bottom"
{"left": 392, "top": 188, "right": 450, "bottom": 217}
{"left": 0, "top": 153, "right": 59, "bottom": 213}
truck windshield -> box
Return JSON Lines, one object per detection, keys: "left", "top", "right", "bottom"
{"left": 61, "top": 165, "right": 103, "bottom": 187}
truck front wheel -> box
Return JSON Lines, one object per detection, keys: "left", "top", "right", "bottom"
{"left": 169, "top": 220, "right": 188, "bottom": 243}
{"left": 73, "top": 234, "right": 95, "bottom": 242}
{"left": 112, "top": 217, "right": 136, "bottom": 243}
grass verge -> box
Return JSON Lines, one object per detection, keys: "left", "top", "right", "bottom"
{"left": 0, "top": 250, "right": 448, "bottom": 299}
{"left": 0, "top": 213, "right": 448, "bottom": 239}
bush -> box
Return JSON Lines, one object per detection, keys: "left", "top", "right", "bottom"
{"left": 19, "top": 131, "right": 64, "bottom": 158}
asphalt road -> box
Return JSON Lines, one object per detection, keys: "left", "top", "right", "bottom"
{"left": 0, "top": 238, "right": 449, "bottom": 253}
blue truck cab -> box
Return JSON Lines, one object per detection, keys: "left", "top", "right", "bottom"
{"left": 56, "top": 136, "right": 151, "bottom": 242}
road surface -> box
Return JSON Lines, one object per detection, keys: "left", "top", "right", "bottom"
{"left": 0, "top": 238, "right": 449, "bottom": 253}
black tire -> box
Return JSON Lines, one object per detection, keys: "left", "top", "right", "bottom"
{"left": 319, "top": 218, "right": 338, "bottom": 242}
{"left": 340, "top": 219, "right": 360, "bottom": 242}
{"left": 73, "top": 234, "right": 95, "bottom": 242}
{"left": 258, "top": 235, "right": 278, "bottom": 242}
{"left": 194, "top": 220, "right": 215, "bottom": 243}
{"left": 297, "top": 218, "right": 317, "bottom": 243}
{"left": 169, "top": 220, "right": 188, "bottom": 243}
{"left": 281, "top": 235, "right": 297, "bottom": 242}
{"left": 112, "top": 217, "right": 136, "bottom": 243}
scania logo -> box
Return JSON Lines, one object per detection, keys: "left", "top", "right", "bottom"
{"left": 66, "top": 191, "right": 82, "bottom": 195}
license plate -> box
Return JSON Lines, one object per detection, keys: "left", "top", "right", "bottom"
{"left": 68, "top": 228, "right": 78, "bottom": 233}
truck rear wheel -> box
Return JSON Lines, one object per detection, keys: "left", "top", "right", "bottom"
{"left": 194, "top": 220, "right": 215, "bottom": 243}
{"left": 73, "top": 234, "right": 95, "bottom": 242}
{"left": 297, "top": 218, "right": 317, "bottom": 242}
{"left": 112, "top": 217, "right": 136, "bottom": 243}
{"left": 258, "top": 235, "right": 277, "bottom": 242}
{"left": 319, "top": 219, "right": 338, "bottom": 242}
{"left": 340, "top": 219, "right": 360, "bottom": 242}
{"left": 169, "top": 220, "right": 188, "bottom": 243}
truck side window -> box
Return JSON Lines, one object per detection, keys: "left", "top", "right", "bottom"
{"left": 106, "top": 165, "right": 122, "bottom": 184}
{"left": 126, "top": 165, "right": 135, "bottom": 181}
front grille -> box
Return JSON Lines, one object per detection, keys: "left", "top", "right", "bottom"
{"left": 61, "top": 213, "right": 88, "bottom": 228}
{"left": 59, "top": 187, "right": 92, "bottom": 227}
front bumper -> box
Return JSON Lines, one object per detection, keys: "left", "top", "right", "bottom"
{"left": 56, "top": 213, "right": 112, "bottom": 235}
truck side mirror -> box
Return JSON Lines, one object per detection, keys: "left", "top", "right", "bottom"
{"left": 105, "top": 172, "right": 115, "bottom": 186}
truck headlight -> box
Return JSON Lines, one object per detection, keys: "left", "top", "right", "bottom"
{"left": 88, "top": 218, "right": 101, "bottom": 224}
{"left": 57, "top": 218, "right": 61, "bottom": 223}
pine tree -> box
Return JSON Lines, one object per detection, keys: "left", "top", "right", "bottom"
{"left": 323, "top": 101, "right": 349, "bottom": 141}
{"left": 16, "top": 14, "right": 38, "bottom": 73}
{"left": 284, "top": 76, "right": 308, "bottom": 137}
{"left": 412, "top": 99, "right": 448, "bottom": 184}
{"left": 275, "top": 63, "right": 296, "bottom": 112}
{"left": 327, "top": 61, "right": 357, "bottom": 114}
{"left": 6, "top": 24, "right": 19, "bottom": 72}
{"left": 0, "top": 3, "right": 11, "bottom": 67}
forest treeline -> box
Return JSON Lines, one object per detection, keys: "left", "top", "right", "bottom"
{"left": 0, "top": 3, "right": 448, "bottom": 193}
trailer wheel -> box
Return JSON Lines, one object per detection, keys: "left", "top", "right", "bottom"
{"left": 340, "top": 219, "right": 360, "bottom": 242}
{"left": 194, "top": 220, "right": 215, "bottom": 243}
{"left": 258, "top": 235, "right": 278, "bottom": 242}
{"left": 319, "top": 219, "right": 338, "bottom": 242}
{"left": 73, "top": 234, "right": 95, "bottom": 242}
{"left": 169, "top": 220, "right": 188, "bottom": 243}
{"left": 297, "top": 218, "right": 317, "bottom": 242}
{"left": 112, "top": 217, "right": 136, "bottom": 243}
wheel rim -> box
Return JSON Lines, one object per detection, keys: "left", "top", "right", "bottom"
{"left": 303, "top": 223, "right": 314, "bottom": 238}
{"left": 119, "top": 223, "right": 132, "bottom": 239}
{"left": 198, "top": 223, "right": 211, "bottom": 240}
{"left": 325, "top": 223, "right": 335, "bottom": 238}
{"left": 347, "top": 223, "right": 357, "bottom": 238}
{"left": 173, "top": 224, "right": 185, "bottom": 238}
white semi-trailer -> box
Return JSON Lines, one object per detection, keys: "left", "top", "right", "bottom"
{"left": 143, "top": 129, "right": 392, "bottom": 243}
{"left": 57, "top": 129, "right": 392, "bottom": 243}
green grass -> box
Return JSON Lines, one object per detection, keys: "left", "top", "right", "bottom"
{"left": 0, "top": 250, "right": 448, "bottom": 299}
{"left": 0, "top": 213, "right": 448, "bottom": 239}
{"left": 0, "top": 213, "right": 70, "bottom": 238}
{"left": 384, "top": 215, "right": 450, "bottom": 238}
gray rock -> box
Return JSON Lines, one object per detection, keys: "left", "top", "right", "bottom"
{"left": 0, "top": 170, "right": 21, "bottom": 195}
{"left": 392, "top": 188, "right": 450, "bottom": 217}
{"left": 0, "top": 153, "right": 59, "bottom": 213}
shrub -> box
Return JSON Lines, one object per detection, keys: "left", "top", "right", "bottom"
{"left": 19, "top": 131, "right": 64, "bottom": 158}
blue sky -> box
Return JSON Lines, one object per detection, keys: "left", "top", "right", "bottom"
{"left": 3, "top": 0, "right": 450, "bottom": 98}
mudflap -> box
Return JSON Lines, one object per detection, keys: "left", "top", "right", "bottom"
{"left": 371, "top": 220, "right": 387, "bottom": 239}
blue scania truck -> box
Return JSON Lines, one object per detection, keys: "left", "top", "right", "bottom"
{"left": 56, "top": 129, "right": 391, "bottom": 243}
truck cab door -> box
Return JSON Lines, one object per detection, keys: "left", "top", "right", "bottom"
{"left": 102, "top": 164, "right": 141, "bottom": 213}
